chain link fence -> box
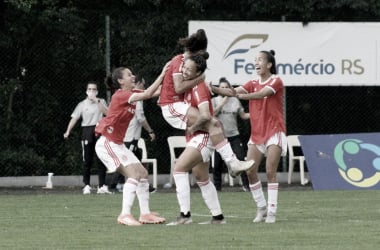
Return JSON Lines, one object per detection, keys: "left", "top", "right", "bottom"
{"left": 1, "top": 13, "right": 380, "bottom": 178}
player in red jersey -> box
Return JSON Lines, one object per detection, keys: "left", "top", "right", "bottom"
{"left": 209, "top": 50, "right": 287, "bottom": 224}
{"left": 159, "top": 29, "right": 254, "bottom": 178}
{"left": 167, "top": 52, "right": 225, "bottom": 225}
{"left": 95, "top": 62, "right": 169, "bottom": 226}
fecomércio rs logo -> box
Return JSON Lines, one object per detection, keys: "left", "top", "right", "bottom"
{"left": 223, "top": 34, "right": 268, "bottom": 59}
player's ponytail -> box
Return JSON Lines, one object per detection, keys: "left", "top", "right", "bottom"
{"left": 105, "top": 67, "right": 125, "bottom": 94}
{"left": 261, "top": 50, "right": 277, "bottom": 74}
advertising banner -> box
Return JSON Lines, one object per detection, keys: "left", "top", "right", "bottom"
{"left": 189, "top": 21, "right": 380, "bottom": 86}
{"left": 299, "top": 133, "right": 380, "bottom": 190}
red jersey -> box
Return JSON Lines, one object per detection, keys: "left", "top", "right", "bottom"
{"left": 158, "top": 54, "right": 185, "bottom": 105}
{"left": 242, "top": 75, "right": 286, "bottom": 144}
{"left": 184, "top": 81, "right": 213, "bottom": 141}
{"left": 95, "top": 89, "right": 142, "bottom": 144}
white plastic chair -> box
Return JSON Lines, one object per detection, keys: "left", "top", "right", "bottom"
{"left": 138, "top": 138, "right": 157, "bottom": 189}
{"left": 287, "top": 135, "right": 308, "bottom": 185}
{"left": 166, "top": 136, "right": 187, "bottom": 187}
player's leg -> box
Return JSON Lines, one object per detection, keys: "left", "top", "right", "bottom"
{"left": 193, "top": 161, "right": 226, "bottom": 224}
{"left": 246, "top": 142, "right": 267, "bottom": 223}
{"left": 186, "top": 107, "right": 255, "bottom": 177}
{"left": 167, "top": 146, "right": 201, "bottom": 225}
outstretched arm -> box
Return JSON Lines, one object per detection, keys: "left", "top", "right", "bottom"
{"left": 208, "top": 82, "right": 237, "bottom": 97}
{"left": 237, "top": 86, "right": 274, "bottom": 100}
{"left": 129, "top": 62, "right": 170, "bottom": 103}
{"left": 173, "top": 73, "right": 205, "bottom": 94}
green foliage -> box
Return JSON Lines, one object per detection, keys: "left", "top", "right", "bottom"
{"left": 1, "top": 0, "right": 380, "bottom": 176}
{"left": 0, "top": 147, "right": 45, "bottom": 176}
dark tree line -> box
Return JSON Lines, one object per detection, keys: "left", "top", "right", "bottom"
{"left": 1, "top": 0, "right": 380, "bottom": 176}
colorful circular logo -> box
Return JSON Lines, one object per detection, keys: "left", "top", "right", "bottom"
{"left": 334, "top": 139, "right": 380, "bottom": 187}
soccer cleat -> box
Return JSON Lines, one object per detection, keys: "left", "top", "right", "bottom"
{"left": 253, "top": 206, "right": 267, "bottom": 223}
{"left": 117, "top": 214, "right": 142, "bottom": 226}
{"left": 82, "top": 185, "right": 91, "bottom": 195}
{"left": 139, "top": 213, "right": 166, "bottom": 224}
{"left": 149, "top": 185, "right": 156, "bottom": 193}
{"left": 166, "top": 214, "right": 193, "bottom": 226}
{"left": 97, "top": 185, "right": 113, "bottom": 194}
{"left": 198, "top": 218, "right": 226, "bottom": 225}
{"left": 265, "top": 212, "right": 276, "bottom": 223}
{"left": 227, "top": 159, "right": 255, "bottom": 178}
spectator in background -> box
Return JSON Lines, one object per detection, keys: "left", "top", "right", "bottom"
{"left": 63, "top": 82, "right": 112, "bottom": 195}
{"left": 111, "top": 76, "right": 157, "bottom": 193}
{"left": 209, "top": 50, "right": 287, "bottom": 224}
{"left": 211, "top": 77, "right": 250, "bottom": 191}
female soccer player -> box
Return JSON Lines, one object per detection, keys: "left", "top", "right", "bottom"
{"left": 159, "top": 29, "right": 253, "bottom": 179}
{"left": 167, "top": 52, "right": 225, "bottom": 225}
{"left": 95, "top": 62, "right": 169, "bottom": 226}
{"left": 209, "top": 50, "right": 287, "bottom": 223}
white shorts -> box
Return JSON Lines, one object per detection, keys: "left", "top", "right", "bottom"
{"left": 187, "top": 133, "right": 214, "bottom": 163}
{"left": 248, "top": 132, "right": 288, "bottom": 157}
{"left": 95, "top": 136, "right": 140, "bottom": 173}
{"left": 161, "top": 102, "right": 190, "bottom": 130}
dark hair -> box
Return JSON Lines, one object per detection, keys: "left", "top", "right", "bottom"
{"left": 135, "top": 75, "right": 145, "bottom": 84}
{"left": 178, "top": 29, "right": 208, "bottom": 53}
{"left": 218, "top": 77, "right": 231, "bottom": 88}
{"left": 188, "top": 51, "right": 209, "bottom": 74}
{"left": 260, "top": 50, "right": 277, "bottom": 74}
{"left": 87, "top": 81, "right": 98, "bottom": 88}
{"left": 105, "top": 67, "right": 125, "bottom": 93}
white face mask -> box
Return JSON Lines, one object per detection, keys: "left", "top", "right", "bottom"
{"left": 86, "top": 90, "right": 98, "bottom": 98}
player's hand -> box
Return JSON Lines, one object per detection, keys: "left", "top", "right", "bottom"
{"left": 63, "top": 132, "right": 69, "bottom": 139}
{"left": 186, "top": 126, "right": 195, "bottom": 136}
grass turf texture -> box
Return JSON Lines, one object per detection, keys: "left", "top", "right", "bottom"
{"left": 0, "top": 187, "right": 379, "bottom": 250}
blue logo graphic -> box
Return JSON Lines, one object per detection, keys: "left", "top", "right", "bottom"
{"left": 334, "top": 139, "right": 380, "bottom": 187}
{"left": 223, "top": 34, "right": 268, "bottom": 59}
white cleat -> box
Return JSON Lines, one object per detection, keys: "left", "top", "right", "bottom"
{"left": 227, "top": 159, "right": 255, "bottom": 178}
{"left": 265, "top": 212, "right": 276, "bottom": 224}
{"left": 253, "top": 206, "right": 267, "bottom": 223}
{"left": 82, "top": 185, "right": 91, "bottom": 195}
{"left": 97, "top": 185, "right": 113, "bottom": 194}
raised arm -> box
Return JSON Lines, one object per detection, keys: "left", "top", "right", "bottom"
{"left": 129, "top": 62, "right": 170, "bottom": 103}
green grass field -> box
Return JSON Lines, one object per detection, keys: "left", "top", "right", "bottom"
{"left": 0, "top": 187, "right": 379, "bottom": 250}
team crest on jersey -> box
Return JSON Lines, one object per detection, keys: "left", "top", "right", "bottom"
{"left": 107, "top": 126, "right": 114, "bottom": 134}
{"left": 127, "top": 107, "right": 135, "bottom": 114}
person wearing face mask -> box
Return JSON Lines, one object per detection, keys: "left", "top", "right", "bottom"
{"left": 64, "top": 82, "right": 111, "bottom": 195}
